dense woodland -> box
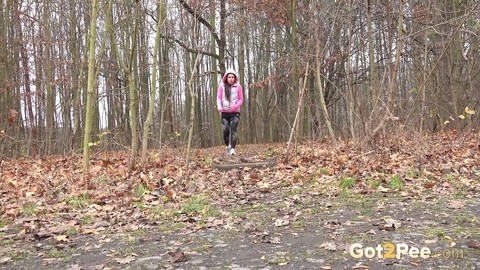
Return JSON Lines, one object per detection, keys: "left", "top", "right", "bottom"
{"left": 0, "top": 0, "right": 479, "bottom": 162}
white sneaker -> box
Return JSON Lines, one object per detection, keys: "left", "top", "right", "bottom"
{"left": 225, "top": 145, "right": 231, "bottom": 155}
{"left": 230, "top": 148, "right": 235, "bottom": 156}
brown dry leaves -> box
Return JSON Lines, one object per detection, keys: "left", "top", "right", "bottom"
{"left": 1, "top": 130, "right": 479, "bottom": 244}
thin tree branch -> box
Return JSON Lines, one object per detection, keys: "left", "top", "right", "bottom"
{"left": 177, "top": 0, "right": 222, "bottom": 47}
{"left": 161, "top": 33, "right": 221, "bottom": 60}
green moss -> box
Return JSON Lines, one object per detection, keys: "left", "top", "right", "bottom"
{"left": 134, "top": 183, "right": 149, "bottom": 197}
{"left": 66, "top": 194, "right": 91, "bottom": 209}
{"left": 389, "top": 175, "right": 404, "bottom": 190}
{"left": 21, "top": 203, "right": 37, "bottom": 217}
{"left": 338, "top": 176, "right": 356, "bottom": 189}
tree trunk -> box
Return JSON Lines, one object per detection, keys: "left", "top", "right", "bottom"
{"left": 141, "top": 1, "right": 163, "bottom": 164}
{"left": 315, "top": 54, "right": 335, "bottom": 141}
{"left": 286, "top": 61, "right": 309, "bottom": 159}
{"left": 44, "top": 1, "right": 55, "bottom": 154}
{"left": 345, "top": 0, "right": 356, "bottom": 140}
{"left": 288, "top": 0, "right": 299, "bottom": 142}
{"left": 366, "top": 0, "right": 379, "bottom": 140}
{"left": 83, "top": 0, "right": 99, "bottom": 172}
{"left": 209, "top": 0, "right": 220, "bottom": 146}
{"left": 17, "top": 12, "right": 36, "bottom": 155}
{"left": 107, "top": 0, "right": 140, "bottom": 169}
{"left": 185, "top": 53, "right": 202, "bottom": 178}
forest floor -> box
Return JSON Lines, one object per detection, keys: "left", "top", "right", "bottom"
{"left": 1, "top": 130, "right": 480, "bottom": 269}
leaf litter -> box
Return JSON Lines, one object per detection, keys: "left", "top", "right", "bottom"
{"left": 1, "top": 130, "right": 480, "bottom": 269}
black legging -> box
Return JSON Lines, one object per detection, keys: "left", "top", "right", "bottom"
{"left": 221, "top": 112, "right": 240, "bottom": 148}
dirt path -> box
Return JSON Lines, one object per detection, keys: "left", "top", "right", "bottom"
{"left": 2, "top": 192, "right": 479, "bottom": 270}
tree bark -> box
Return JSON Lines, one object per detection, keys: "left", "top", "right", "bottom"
{"left": 44, "top": 1, "right": 55, "bottom": 154}
{"left": 185, "top": 53, "right": 202, "bottom": 178}
{"left": 82, "top": 0, "right": 99, "bottom": 172}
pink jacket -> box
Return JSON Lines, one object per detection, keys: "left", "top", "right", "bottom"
{"left": 217, "top": 68, "right": 244, "bottom": 113}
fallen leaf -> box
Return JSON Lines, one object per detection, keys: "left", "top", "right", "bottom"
{"left": 352, "top": 262, "right": 370, "bottom": 269}
{"left": 383, "top": 217, "right": 402, "bottom": 230}
{"left": 54, "top": 235, "right": 70, "bottom": 242}
{"left": 267, "top": 236, "right": 281, "bottom": 244}
{"left": 467, "top": 239, "right": 480, "bottom": 249}
{"left": 0, "top": 257, "right": 12, "bottom": 264}
{"left": 424, "top": 239, "right": 437, "bottom": 244}
{"left": 89, "top": 164, "right": 102, "bottom": 174}
{"left": 65, "top": 264, "right": 83, "bottom": 270}
{"left": 168, "top": 248, "right": 188, "bottom": 263}
{"left": 49, "top": 225, "right": 68, "bottom": 235}
{"left": 274, "top": 218, "right": 290, "bottom": 227}
{"left": 82, "top": 228, "right": 98, "bottom": 235}
{"left": 257, "top": 181, "right": 271, "bottom": 192}
{"left": 33, "top": 230, "right": 53, "bottom": 240}
{"left": 325, "top": 220, "right": 341, "bottom": 226}
{"left": 319, "top": 242, "right": 337, "bottom": 251}
{"left": 377, "top": 186, "right": 390, "bottom": 193}
{"left": 447, "top": 200, "right": 465, "bottom": 209}
{"left": 114, "top": 255, "right": 136, "bottom": 265}
{"left": 424, "top": 182, "right": 435, "bottom": 188}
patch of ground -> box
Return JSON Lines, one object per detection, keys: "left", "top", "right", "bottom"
{"left": 2, "top": 132, "right": 480, "bottom": 269}
{"left": 2, "top": 192, "right": 479, "bottom": 270}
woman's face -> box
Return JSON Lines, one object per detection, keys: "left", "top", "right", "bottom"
{"left": 227, "top": 74, "right": 236, "bottom": 85}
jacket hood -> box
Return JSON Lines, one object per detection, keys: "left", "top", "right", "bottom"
{"left": 222, "top": 68, "right": 238, "bottom": 84}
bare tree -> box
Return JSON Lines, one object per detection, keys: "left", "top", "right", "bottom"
{"left": 83, "top": 0, "right": 100, "bottom": 171}
{"left": 106, "top": 0, "right": 142, "bottom": 170}
{"left": 141, "top": 0, "right": 164, "bottom": 164}
{"left": 1, "top": 0, "right": 480, "bottom": 158}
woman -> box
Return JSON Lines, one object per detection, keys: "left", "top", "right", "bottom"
{"left": 217, "top": 68, "right": 244, "bottom": 156}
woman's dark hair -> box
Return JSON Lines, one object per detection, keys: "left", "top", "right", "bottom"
{"left": 224, "top": 72, "right": 235, "bottom": 101}
{"left": 225, "top": 84, "right": 231, "bottom": 101}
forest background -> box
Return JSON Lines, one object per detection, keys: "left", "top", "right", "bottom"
{"left": 0, "top": 0, "right": 479, "bottom": 167}
{"left": 1, "top": 1, "right": 480, "bottom": 268}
